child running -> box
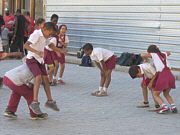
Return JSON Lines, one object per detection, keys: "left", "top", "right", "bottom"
{"left": 141, "top": 45, "right": 177, "bottom": 114}
{"left": 129, "top": 62, "right": 160, "bottom": 111}
{"left": 52, "top": 25, "right": 69, "bottom": 84}
{"left": 83, "top": 43, "right": 116, "bottom": 96}
{"left": 3, "top": 64, "right": 47, "bottom": 120}
{"left": 24, "top": 22, "right": 67, "bottom": 114}
{"left": 36, "top": 18, "right": 45, "bottom": 30}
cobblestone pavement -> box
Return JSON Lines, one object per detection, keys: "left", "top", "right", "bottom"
{"left": 0, "top": 59, "right": 180, "bottom": 135}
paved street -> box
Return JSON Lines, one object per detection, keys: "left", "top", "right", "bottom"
{"left": 0, "top": 59, "right": 180, "bottom": 135}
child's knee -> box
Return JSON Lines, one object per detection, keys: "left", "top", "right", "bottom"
{"left": 61, "top": 63, "right": 65, "bottom": 69}
{"left": 36, "top": 75, "right": 42, "bottom": 83}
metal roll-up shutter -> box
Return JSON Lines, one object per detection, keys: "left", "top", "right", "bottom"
{"left": 46, "top": 0, "right": 180, "bottom": 69}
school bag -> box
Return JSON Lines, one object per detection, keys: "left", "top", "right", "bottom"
{"left": 122, "top": 54, "right": 136, "bottom": 66}
{"left": 79, "top": 55, "right": 92, "bottom": 67}
{"left": 116, "top": 52, "right": 130, "bottom": 65}
{"left": 133, "top": 54, "right": 144, "bottom": 65}
{"left": 77, "top": 47, "right": 84, "bottom": 58}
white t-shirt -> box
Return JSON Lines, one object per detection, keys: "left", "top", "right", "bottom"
{"left": 90, "top": 48, "right": 114, "bottom": 62}
{"left": 58, "top": 35, "right": 69, "bottom": 48}
{"left": 5, "top": 64, "right": 35, "bottom": 86}
{"left": 139, "top": 63, "right": 156, "bottom": 79}
{"left": 150, "top": 52, "right": 171, "bottom": 72}
{"left": 26, "top": 29, "right": 50, "bottom": 64}
{"left": 1, "top": 28, "right": 11, "bottom": 46}
{"left": 45, "top": 37, "right": 57, "bottom": 51}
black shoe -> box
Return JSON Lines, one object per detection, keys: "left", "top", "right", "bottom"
{"left": 0, "top": 77, "right": 3, "bottom": 89}
{"left": 49, "top": 82, "right": 57, "bottom": 86}
{"left": 30, "top": 113, "right": 48, "bottom": 120}
{"left": 4, "top": 108, "right": 17, "bottom": 118}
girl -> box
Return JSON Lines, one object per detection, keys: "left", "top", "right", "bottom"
{"left": 141, "top": 45, "right": 177, "bottom": 114}
{"left": 53, "top": 25, "right": 69, "bottom": 84}
{"left": 36, "top": 18, "right": 45, "bottom": 30}
{"left": 50, "top": 14, "right": 59, "bottom": 29}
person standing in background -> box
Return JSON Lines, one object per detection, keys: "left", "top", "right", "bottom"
{"left": 0, "top": 14, "right": 5, "bottom": 53}
{"left": 3, "top": 8, "right": 14, "bottom": 29}
{"left": 27, "top": 11, "right": 36, "bottom": 35}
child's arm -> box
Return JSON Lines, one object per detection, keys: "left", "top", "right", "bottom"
{"left": 0, "top": 52, "right": 24, "bottom": 60}
{"left": 48, "top": 43, "right": 68, "bottom": 55}
{"left": 55, "top": 51, "right": 62, "bottom": 57}
{"left": 100, "top": 60, "right": 107, "bottom": 72}
{"left": 95, "top": 61, "right": 103, "bottom": 72}
{"left": 166, "top": 52, "right": 171, "bottom": 56}
{"left": 24, "top": 41, "right": 44, "bottom": 57}
{"left": 148, "top": 72, "right": 158, "bottom": 90}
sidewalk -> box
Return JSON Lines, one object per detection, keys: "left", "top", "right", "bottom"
{"left": 0, "top": 59, "right": 180, "bottom": 135}
{"left": 66, "top": 55, "right": 180, "bottom": 80}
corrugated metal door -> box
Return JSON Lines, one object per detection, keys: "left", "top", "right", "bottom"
{"left": 46, "top": 0, "right": 180, "bottom": 68}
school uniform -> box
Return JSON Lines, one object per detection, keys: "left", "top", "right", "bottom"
{"left": 3, "top": 64, "right": 36, "bottom": 117}
{"left": 150, "top": 53, "right": 176, "bottom": 91}
{"left": 44, "top": 37, "right": 57, "bottom": 65}
{"left": 52, "top": 35, "right": 69, "bottom": 64}
{"left": 138, "top": 63, "right": 157, "bottom": 88}
{"left": 26, "top": 29, "right": 50, "bottom": 77}
{"left": 90, "top": 48, "right": 116, "bottom": 70}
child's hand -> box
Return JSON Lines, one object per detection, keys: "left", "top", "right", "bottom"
{"left": 148, "top": 83, "right": 153, "bottom": 90}
{"left": 60, "top": 41, "right": 64, "bottom": 45}
{"left": 36, "top": 51, "right": 44, "bottom": 58}
{"left": 105, "top": 71, "right": 110, "bottom": 77}
{"left": 56, "top": 52, "right": 62, "bottom": 57}
{"left": 61, "top": 49, "right": 68, "bottom": 55}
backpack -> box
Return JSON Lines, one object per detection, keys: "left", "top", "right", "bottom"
{"left": 77, "top": 47, "right": 84, "bottom": 58}
{"left": 79, "top": 55, "right": 92, "bottom": 67}
{"left": 116, "top": 52, "right": 130, "bottom": 65}
{"left": 122, "top": 54, "right": 136, "bottom": 66}
{"left": 133, "top": 54, "right": 143, "bottom": 65}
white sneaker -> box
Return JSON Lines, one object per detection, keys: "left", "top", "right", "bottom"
{"left": 148, "top": 107, "right": 161, "bottom": 112}
{"left": 137, "top": 102, "right": 149, "bottom": 108}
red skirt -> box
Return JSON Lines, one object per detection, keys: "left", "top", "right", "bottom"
{"left": 145, "top": 78, "right": 157, "bottom": 89}
{"left": 44, "top": 48, "right": 54, "bottom": 65}
{"left": 154, "top": 67, "right": 176, "bottom": 91}
{"left": 51, "top": 51, "right": 65, "bottom": 64}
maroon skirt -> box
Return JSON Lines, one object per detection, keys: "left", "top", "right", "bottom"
{"left": 154, "top": 67, "right": 176, "bottom": 91}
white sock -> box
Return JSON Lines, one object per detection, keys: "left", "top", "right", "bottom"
{"left": 53, "top": 76, "right": 56, "bottom": 79}
{"left": 99, "top": 86, "right": 103, "bottom": 92}
{"left": 103, "top": 87, "right": 107, "bottom": 92}
{"left": 58, "top": 77, "right": 62, "bottom": 80}
{"left": 162, "top": 104, "right": 168, "bottom": 108}
{"left": 171, "top": 103, "right": 176, "bottom": 108}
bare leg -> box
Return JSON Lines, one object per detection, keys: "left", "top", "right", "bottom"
{"left": 0, "top": 52, "right": 24, "bottom": 60}
{"left": 141, "top": 85, "right": 148, "bottom": 103}
{"left": 100, "top": 73, "right": 106, "bottom": 87}
{"left": 33, "top": 75, "right": 42, "bottom": 101}
{"left": 47, "top": 66, "right": 54, "bottom": 82}
{"left": 104, "top": 70, "right": 112, "bottom": 88}
{"left": 150, "top": 88, "right": 159, "bottom": 105}
{"left": 163, "top": 88, "right": 174, "bottom": 105}
{"left": 59, "top": 63, "right": 65, "bottom": 78}
{"left": 53, "top": 60, "right": 59, "bottom": 77}
{"left": 153, "top": 90, "right": 164, "bottom": 105}
{"left": 42, "top": 75, "right": 53, "bottom": 101}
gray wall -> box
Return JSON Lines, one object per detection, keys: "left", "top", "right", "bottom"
{"left": 46, "top": 0, "right": 180, "bottom": 68}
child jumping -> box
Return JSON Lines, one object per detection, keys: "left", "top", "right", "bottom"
{"left": 141, "top": 45, "right": 177, "bottom": 114}
{"left": 129, "top": 63, "right": 160, "bottom": 111}
{"left": 83, "top": 43, "right": 116, "bottom": 96}
{"left": 24, "top": 22, "right": 67, "bottom": 114}
{"left": 52, "top": 25, "right": 69, "bottom": 84}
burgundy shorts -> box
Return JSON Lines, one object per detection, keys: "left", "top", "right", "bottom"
{"left": 105, "top": 55, "right": 116, "bottom": 70}
{"left": 51, "top": 51, "right": 65, "bottom": 64}
{"left": 44, "top": 48, "right": 54, "bottom": 65}
{"left": 145, "top": 78, "right": 157, "bottom": 89}
{"left": 26, "top": 58, "right": 47, "bottom": 77}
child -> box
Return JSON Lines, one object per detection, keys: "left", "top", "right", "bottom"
{"left": 129, "top": 63, "right": 160, "bottom": 111}
{"left": 52, "top": 25, "right": 69, "bottom": 84}
{"left": 50, "top": 14, "right": 59, "bottom": 28}
{"left": 24, "top": 22, "right": 67, "bottom": 114}
{"left": 141, "top": 45, "right": 177, "bottom": 114}
{"left": 83, "top": 43, "right": 116, "bottom": 96}
{"left": 36, "top": 18, "right": 45, "bottom": 30}
{"left": 3, "top": 64, "right": 47, "bottom": 120}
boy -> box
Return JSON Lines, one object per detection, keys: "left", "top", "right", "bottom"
{"left": 83, "top": 43, "right": 116, "bottom": 97}
{"left": 3, "top": 64, "right": 47, "bottom": 120}
{"left": 24, "top": 22, "right": 67, "bottom": 114}
{"left": 129, "top": 62, "right": 161, "bottom": 111}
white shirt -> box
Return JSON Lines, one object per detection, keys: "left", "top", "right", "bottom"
{"left": 58, "top": 35, "right": 69, "bottom": 47}
{"left": 5, "top": 64, "right": 35, "bottom": 86}
{"left": 1, "top": 28, "right": 11, "bottom": 46}
{"left": 150, "top": 52, "right": 171, "bottom": 72}
{"left": 45, "top": 37, "right": 57, "bottom": 51}
{"left": 90, "top": 48, "right": 114, "bottom": 62}
{"left": 139, "top": 63, "right": 156, "bottom": 79}
{"left": 26, "top": 29, "right": 50, "bottom": 64}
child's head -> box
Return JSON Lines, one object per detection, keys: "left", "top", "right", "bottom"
{"left": 129, "top": 65, "right": 143, "bottom": 79}
{"left": 53, "top": 28, "right": 60, "bottom": 38}
{"left": 83, "top": 43, "right": 93, "bottom": 56}
{"left": 36, "top": 18, "right": 45, "bottom": 29}
{"left": 42, "top": 22, "right": 57, "bottom": 39}
{"left": 147, "top": 45, "right": 164, "bottom": 58}
{"left": 59, "top": 25, "right": 67, "bottom": 36}
{"left": 51, "top": 14, "right": 58, "bottom": 25}
{"left": 7, "top": 21, "right": 14, "bottom": 28}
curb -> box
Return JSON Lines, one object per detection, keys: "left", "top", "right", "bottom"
{"left": 65, "top": 56, "right": 180, "bottom": 81}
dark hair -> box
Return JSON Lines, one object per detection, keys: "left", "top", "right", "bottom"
{"left": 43, "top": 22, "right": 57, "bottom": 32}
{"left": 83, "top": 43, "right": 93, "bottom": 51}
{"left": 27, "top": 11, "right": 30, "bottom": 16}
{"left": 51, "top": 14, "right": 58, "bottom": 20}
{"left": 52, "top": 28, "right": 60, "bottom": 37}
{"left": 36, "top": 18, "right": 45, "bottom": 26}
{"left": 128, "top": 65, "right": 140, "bottom": 79}
{"left": 16, "top": 9, "right": 21, "bottom": 13}
{"left": 147, "top": 45, "right": 164, "bottom": 59}
{"left": 59, "top": 24, "right": 67, "bottom": 30}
